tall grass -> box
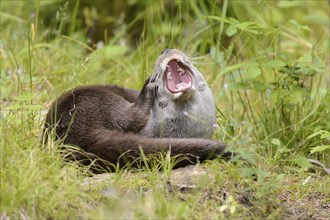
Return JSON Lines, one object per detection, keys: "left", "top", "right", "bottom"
{"left": 1, "top": 0, "right": 329, "bottom": 219}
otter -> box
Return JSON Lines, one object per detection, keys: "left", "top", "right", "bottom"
{"left": 43, "top": 49, "right": 230, "bottom": 171}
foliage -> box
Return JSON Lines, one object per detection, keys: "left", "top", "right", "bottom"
{"left": 1, "top": 0, "right": 329, "bottom": 219}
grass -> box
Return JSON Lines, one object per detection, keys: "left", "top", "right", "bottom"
{"left": 1, "top": 0, "right": 329, "bottom": 219}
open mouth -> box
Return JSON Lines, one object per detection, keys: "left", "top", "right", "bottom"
{"left": 165, "top": 59, "right": 192, "bottom": 93}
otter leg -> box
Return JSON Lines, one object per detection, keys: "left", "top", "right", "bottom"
{"left": 125, "top": 77, "right": 156, "bottom": 132}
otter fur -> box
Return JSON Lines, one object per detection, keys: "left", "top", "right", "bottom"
{"left": 43, "top": 49, "right": 229, "bottom": 171}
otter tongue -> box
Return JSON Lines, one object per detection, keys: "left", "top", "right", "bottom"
{"left": 166, "top": 60, "right": 192, "bottom": 93}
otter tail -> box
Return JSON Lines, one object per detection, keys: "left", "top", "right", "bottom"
{"left": 71, "top": 129, "right": 230, "bottom": 171}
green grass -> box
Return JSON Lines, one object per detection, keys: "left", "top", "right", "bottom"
{"left": 1, "top": 0, "right": 329, "bottom": 219}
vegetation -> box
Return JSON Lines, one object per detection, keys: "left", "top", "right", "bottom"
{"left": 1, "top": 0, "right": 329, "bottom": 219}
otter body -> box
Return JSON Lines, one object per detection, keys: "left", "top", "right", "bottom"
{"left": 43, "top": 49, "right": 228, "bottom": 170}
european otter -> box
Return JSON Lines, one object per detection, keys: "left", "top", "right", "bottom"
{"left": 43, "top": 49, "right": 230, "bottom": 171}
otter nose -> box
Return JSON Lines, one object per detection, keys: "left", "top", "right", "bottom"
{"left": 161, "top": 48, "right": 171, "bottom": 54}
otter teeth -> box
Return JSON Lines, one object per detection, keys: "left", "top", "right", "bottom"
{"left": 178, "top": 69, "right": 184, "bottom": 76}
{"left": 175, "top": 81, "right": 191, "bottom": 90}
{"left": 166, "top": 60, "right": 185, "bottom": 78}
{"left": 167, "top": 72, "right": 172, "bottom": 80}
{"left": 176, "top": 85, "right": 183, "bottom": 90}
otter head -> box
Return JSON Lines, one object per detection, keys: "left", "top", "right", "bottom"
{"left": 142, "top": 49, "right": 216, "bottom": 139}
{"left": 150, "top": 48, "right": 201, "bottom": 101}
